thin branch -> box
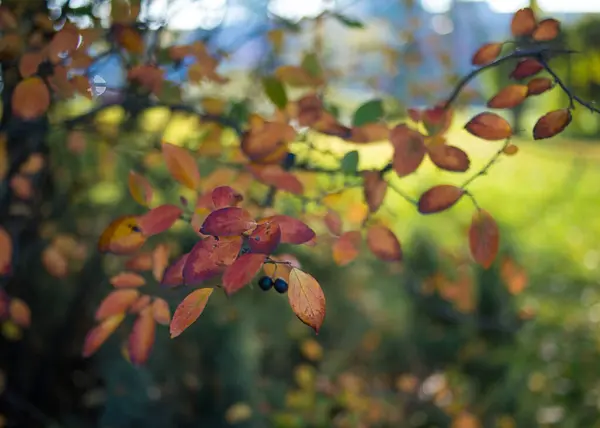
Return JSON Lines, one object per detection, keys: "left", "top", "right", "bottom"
{"left": 461, "top": 139, "right": 511, "bottom": 189}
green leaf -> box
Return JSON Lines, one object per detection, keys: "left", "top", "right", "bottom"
{"left": 332, "top": 13, "right": 365, "bottom": 29}
{"left": 262, "top": 77, "right": 288, "bottom": 110}
{"left": 228, "top": 100, "right": 250, "bottom": 126}
{"left": 341, "top": 151, "right": 360, "bottom": 174}
{"left": 352, "top": 99, "right": 384, "bottom": 127}
{"left": 301, "top": 52, "right": 322, "bottom": 79}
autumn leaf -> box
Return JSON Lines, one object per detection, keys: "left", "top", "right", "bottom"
{"left": 469, "top": 209, "right": 500, "bottom": 269}
{"left": 248, "top": 164, "right": 304, "bottom": 195}
{"left": 333, "top": 231, "right": 361, "bottom": 266}
{"left": 138, "top": 204, "right": 183, "bottom": 236}
{"left": 503, "top": 144, "right": 519, "bottom": 155}
{"left": 222, "top": 253, "right": 265, "bottom": 295}
{"left": 527, "top": 77, "right": 553, "bottom": 95}
{"left": 152, "top": 243, "right": 170, "bottom": 282}
{"left": 110, "top": 272, "right": 146, "bottom": 288}
{"left": 41, "top": 246, "right": 68, "bottom": 278}
{"left": 128, "top": 307, "right": 156, "bottom": 365}
{"left": 532, "top": 18, "right": 560, "bottom": 42}
{"left": 471, "top": 42, "right": 502, "bottom": 66}
{"left": 288, "top": 268, "right": 326, "bottom": 333}
{"left": 362, "top": 170, "right": 388, "bottom": 212}
{"left": 422, "top": 105, "right": 453, "bottom": 137}
{"left": 183, "top": 245, "right": 221, "bottom": 285}
{"left": 511, "top": 7, "right": 536, "bottom": 37}
{"left": 128, "top": 171, "right": 153, "bottom": 207}
{"left": 464, "top": 112, "right": 512, "bottom": 140}
{"left": 82, "top": 313, "right": 125, "bottom": 358}
{"left": 417, "top": 185, "right": 464, "bottom": 214}
{"left": 0, "top": 226, "right": 11, "bottom": 275}
{"left": 95, "top": 289, "right": 140, "bottom": 321}
{"left": 212, "top": 186, "right": 243, "bottom": 208}
{"left": 201, "top": 207, "right": 257, "bottom": 236}
{"left": 98, "top": 216, "right": 146, "bottom": 255}
{"left": 533, "top": 109, "right": 572, "bottom": 140}
{"left": 129, "top": 294, "right": 152, "bottom": 314}
{"left": 510, "top": 59, "right": 543, "bottom": 80}
{"left": 427, "top": 145, "right": 470, "bottom": 172}
{"left": 324, "top": 210, "right": 343, "bottom": 236}
{"left": 161, "top": 253, "right": 189, "bottom": 287}
{"left": 12, "top": 77, "right": 51, "bottom": 119}
{"left": 266, "top": 215, "right": 316, "bottom": 245}
{"left": 487, "top": 84, "right": 528, "bottom": 109}
{"left": 162, "top": 142, "right": 201, "bottom": 190}
{"left": 247, "top": 221, "right": 281, "bottom": 254}
{"left": 9, "top": 298, "right": 31, "bottom": 328}
{"left": 152, "top": 298, "right": 170, "bottom": 325}
{"left": 170, "top": 288, "right": 213, "bottom": 338}
{"left": 366, "top": 225, "right": 402, "bottom": 262}
{"left": 390, "top": 125, "right": 426, "bottom": 177}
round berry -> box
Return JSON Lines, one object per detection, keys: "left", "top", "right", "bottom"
{"left": 273, "top": 278, "right": 289, "bottom": 294}
{"left": 258, "top": 276, "right": 274, "bottom": 291}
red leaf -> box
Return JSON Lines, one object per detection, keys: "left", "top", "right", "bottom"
{"left": 211, "top": 186, "right": 243, "bottom": 208}
{"left": 210, "top": 236, "right": 244, "bottom": 265}
{"left": 161, "top": 253, "right": 189, "bottom": 287}
{"left": 422, "top": 105, "right": 453, "bottom": 136}
{"left": 464, "top": 112, "right": 512, "bottom": 141}
{"left": 527, "top": 77, "right": 554, "bottom": 96}
{"left": 469, "top": 209, "right": 500, "bottom": 269}
{"left": 362, "top": 170, "right": 388, "bottom": 213}
{"left": 222, "top": 253, "right": 265, "bottom": 295}
{"left": 82, "top": 313, "right": 125, "bottom": 358}
{"left": 183, "top": 242, "right": 222, "bottom": 285}
{"left": 125, "top": 252, "right": 153, "bottom": 271}
{"left": 247, "top": 221, "right": 281, "bottom": 254}
{"left": 417, "top": 185, "right": 465, "bottom": 214}
{"left": 201, "top": 207, "right": 257, "bottom": 236}
{"left": 471, "top": 42, "right": 502, "bottom": 66}
{"left": 511, "top": 7, "right": 536, "bottom": 37}
{"left": 128, "top": 307, "right": 156, "bottom": 365}
{"left": 0, "top": 226, "right": 11, "bottom": 275}
{"left": 138, "top": 204, "right": 182, "bottom": 236}
{"left": 288, "top": 268, "right": 326, "bottom": 333}
{"left": 9, "top": 298, "right": 31, "bottom": 327}
{"left": 390, "top": 125, "right": 426, "bottom": 177}
{"left": 95, "top": 289, "right": 140, "bottom": 321}
{"left": 324, "top": 210, "right": 343, "bottom": 236}
{"left": 170, "top": 288, "right": 213, "bottom": 338}
{"left": 532, "top": 18, "right": 560, "bottom": 42}
{"left": 128, "top": 171, "right": 153, "bottom": 207}
{"left": 152, "top": 297, "right": 171, "bottom": 325}
{"left": 266, "top": 215, "right": 315, "bottom": 245}
{"left": 427, "top": 144, "right": 470, "bottom": 172}
{"left": 533, "top": 109, "right": 572, "bottom": 140}
{"left": 333, "top": 231, "right": 361, "bottom": 266}
{"left": 487, "top": 84, "right": 529, "bottom": 109}
{"left": 129, "top": 294, "right": 152, "bottom": 314}
{"left": 152, "top": 243, "right": 170, "bottom": 282}
{"left": 249, "top": 165, "right": 304, "bottom": 195}
{"left": 510, "top": 59, "right": 543, "bottom": 80}
{"left": 162, "top": 142, "right": 201, "bottom": 190}
{"left": 366, "top": 225, "right": 402, "bottom": 261}
{"left": 110, "top": 272, "right": 146, "bottom": 288}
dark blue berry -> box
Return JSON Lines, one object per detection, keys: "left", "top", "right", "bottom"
{"left": 258, "top": 276, "right": 274, "bottom": 291}
{"left": 273, "top": 278, "right": 288, "bottom": 294}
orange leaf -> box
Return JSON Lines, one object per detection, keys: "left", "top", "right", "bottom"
{"left": 248, "top": 165, "right": 304, "bottom": 195}
{"left": 152, "top": 243, "right": 170, "bottom": 282}
{"left": 138, "top": 204, "right": 182, "bottom": 236}
{"left": 128, "top": 307, "right": 156, "bottom": 365}
{"left": 533, "top": 109, "right": 572, "bottom": 140}
{"left": 170, "top": 288, "right": 213, "bottom": 338}
{"left": 471, "top": 42, "right": 502, "bottom": 66}
{"left": 247, "top": 221, "right": 281, "bottom": 254}
{"left": 0, "top": 226, "right": 11, "bottom": 275}
{"left": 95, "top": 289, "right": 140, "bottom": 321}
{"left": 288, "top": 268, "right": 326, "bottom": 333}
{"left": 9, "top": 298, "right": 31, "bottom": 327}
{"left": 503, "top": 144, "right": 519, "bottom": 155}
{"left": 511, "top": 7, "right": 536, "bottom": 37}
{"left": 362, "top": 170, "right": 388, "bottom": 213}
{"left": 152, "top": 298, "right": 171, "bottom": 325}
{"left": 41, "top": 246, "right": 69, "bottom": 278}
{"left": 487, "top": 84, "right": 528, "bottom": 109}
{"left": 128, "top": 171, "right": 153, "bottom": 207}
{"left": 162, "top": 253, "right": 189, "bottom": 287}
{"left": 19, "top": 51, "right": 44, "bottom": 78}
{"left": 266, "top": 215, "right": 316, "bottom": 245}
{"left": 391, "top": 125, "right": 426, "bottom": 177}
{"left": 110, "top": 272, "right": 146, "bottom": 288}
{"left": 222, "top": 253, "right": 265, "bottom": 295}
{"left": 210, "top": 236, "right": 244, "bottom": 265}
{"left": 532, "top": 18, "right": 560, "bottom": 42}
{"left": 366, "top": 225, "right": 402, "bottom": 262}
{"left": 125, "top": 252, "right": 153, "bottom": 271}
{"left": 82, "top": 313, "right": 125, "bottom": 358}
{"left": 510, "top": 59, "right": 543, "bottom": 80}
{"left": 417, "top": 185, "right": 464, "bottom": 214}
{"left": 211, "top": 185, "right": 243, "bottom": 208}
{"left": 117, "top": 26, "right": 144, "bottom": 54}
{"left": 427, "top": 144, "right": 470, "bottom": 172}
{"left": 201, "top": 207, "right": 257, "bottom": 236}
{"left": 48, "top": 27, "right": 80, "bottom": 62}
{"left": 129, "top": 294, "right": 152, "bottom": 314}
{"left": 324, "top": 210, "right": 343, "bottom": 236}
{"left": 98, "top": 216, "right": 146, "bottom": 255}
{"left": 333, "top": 231, "right": 361, "bottom": 266}
{"left": 469, "top": 209, "right": 500, "bottom": 269}
{"left": 527, "top": 77, "right": 554, "bottom": 95}
{"left": 464, "top": 112, "right": 512, "bottom": 141}
{"left": 12, "top": 77, "right": 50, "bottom": 119}
{"left": 162, "top": 142, "right": 201, "bottom": 190}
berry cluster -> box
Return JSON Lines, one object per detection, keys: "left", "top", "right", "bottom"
{"left": 258, "top": 276, "right": 288, "bottom": 293}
